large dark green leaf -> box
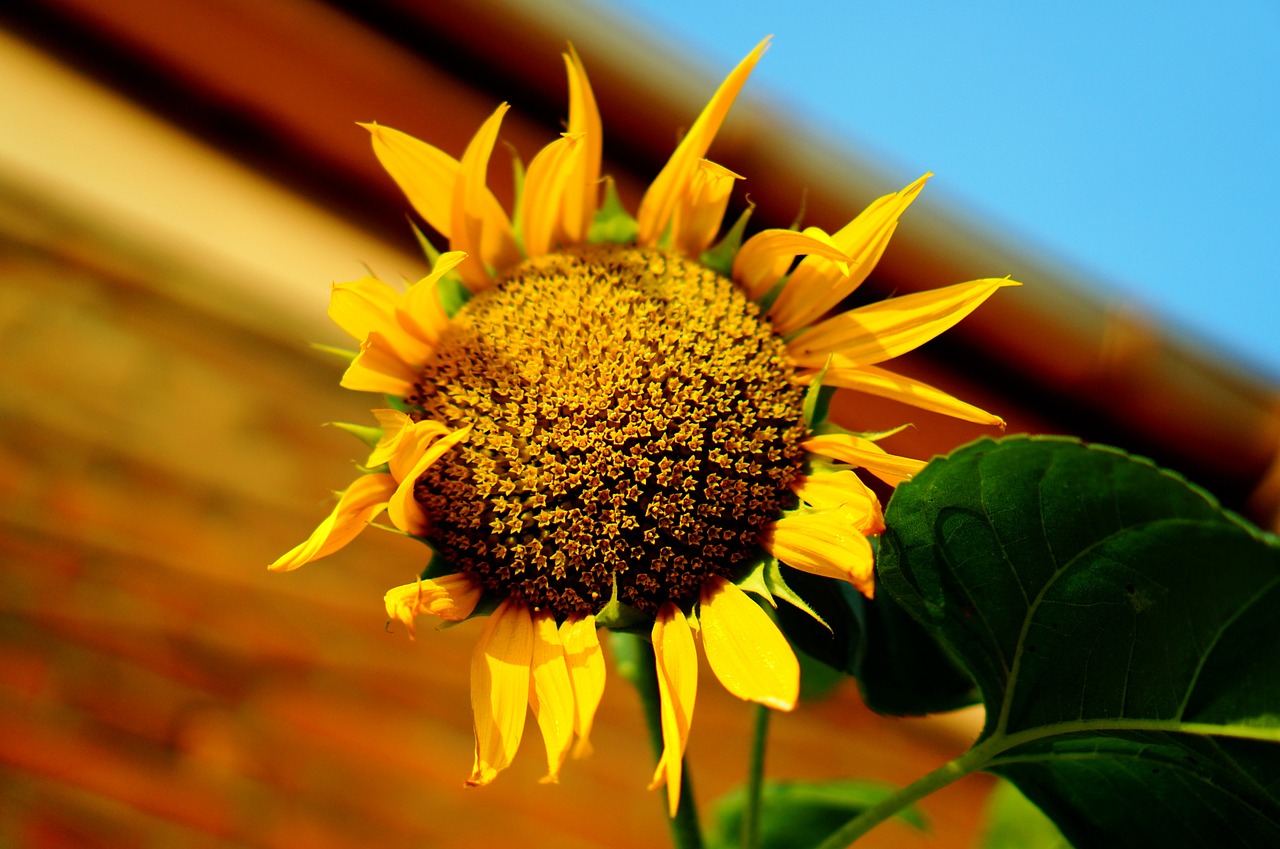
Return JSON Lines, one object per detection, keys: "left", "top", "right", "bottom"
{"left": 775, "top": 565, "right": 978, "bottom": 714}
{"left": 878, "top": 436, "right": 1280, "bottom": 849}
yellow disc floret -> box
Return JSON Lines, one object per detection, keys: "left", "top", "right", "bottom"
{"left": 406, "top": 245, "right": 807, "bottom": 615}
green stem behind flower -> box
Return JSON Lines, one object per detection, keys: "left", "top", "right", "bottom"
{"left": 616, "top": 632, "right": 705, "bottom": 849}
{"left": 813, "top": 748, "right": 984, "bottom": 848}
{"left": 741, "top": 704, "right": 770, "bottom": 849}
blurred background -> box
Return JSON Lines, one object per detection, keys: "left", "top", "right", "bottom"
{"left": 1, "top": 1, "right": 1276, "bottom": 847}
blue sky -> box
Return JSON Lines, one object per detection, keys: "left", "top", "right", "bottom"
{"left": 602, "top": 0, "right": 1279, "bottom": 379}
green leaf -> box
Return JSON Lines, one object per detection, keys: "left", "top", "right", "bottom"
{"left": 710, "top": 780, "right": 924, "bottom": 849}
{"left": 878, "top": 435, "right": 1280, "bottom": 848}
{"left": 773, "top": 565, "right": 977, "bottom": 714}
{"left": 978, "top": 779, "right": 1071, "bottom": 849}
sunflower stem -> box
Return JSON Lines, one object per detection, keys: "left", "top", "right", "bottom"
{"left": 621, "top": 633, "right": 705, "bottom": 849}
{"left": 741, "top": 703, "right": 770, "bottom": 849}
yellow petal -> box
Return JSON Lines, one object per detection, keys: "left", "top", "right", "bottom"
{"left": 763, "top": 509, "right": 876, "bottom": 598}
{"left": 787, "top": 278, "right": 1021, "bottom": 368}
{"left": 387, "top": 419, "right": 450, "bottom": 483}
{"left": 810, "top": 361, "right": 1005, "bottom": 426}
{"left": 451, "top": 105, "right": 520, "bottom": 290}
{"left": 791, "top": 470, "right": 884, "bottom": 535}
{"left": 529, "top": 611, "right": 575, "bottom": 783}
{"left": 699, "top": 577, "right": 798, "bottom": 711}
{"left": 801, "top": 433, "right": 926, "bottom": 487}
{"left": 561, "top": 46, "right": 602, "bottom": 244}
{"left": 733, "top": 227, "right": 850, "bottom": 299}
{"left": 328, "top": 275, "right": 399, "bottom": 341}
{"left": 469, "top": 600, "right": 534, "bottom": 787}
{"left": 559, "top": 615, "right": 605, "bottom": 758}
{"left": 365, "top": 409, "right": 414, "bottom": 467}
{"left": 518, "top": 132, "right": 584, "bottom": 258}
{"left": 670, "top": 159, "right": 743, "bottom": 258}
{"left": 388, "top": 425, "right": 471, "bottom": 535}
{"left": 269, "top": 473, "right": 396, "bottom": 572}
{"left": 363, "top": 122, "right": 459, "bottom": 239}
{"left": 636, "top": 37, "right": 770, "bottom": 245}
{"left": 398, "top": 250, "right": 467, "bottom": 347}
{"left": 648, "top": 603, "right": 697, "bottom": 817}
{"left": 383, "top": 572, "right": 483, "bottom": 637}
{"left": 770, "top": 174, "right": 930, "bottom": 333}
{"left": 339, "top": 331, "right": 419, "bottom": 395}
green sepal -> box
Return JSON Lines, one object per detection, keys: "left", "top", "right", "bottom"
{"left": 801, "top": 355, "right": 836, "bottom": 429}
{"left": 310, "top": 342, "right": 357, "bottom": 363}
{"left": 595, "top": 578, "right": 650, "bottom": 632}
{"left": 382, "top": 394, "right": 411, "bottom": 413}
{"left": 587, "top": 176, "right": 638, "bottom": 244}
{"left": 418, "top": 547, "right": 452, "bottom": 580}
{"left": 755, "top": 274, "right": 790, "bottom": 312}
{"left": 735, "top": 556, "right": 776, "bottom": 607}
{"left": 810, "top": 419, "right": 912, "bottom": 442}
{"left": 327, "top": 421, "right": 382, "bottom": 449}
{"left": 407, "top": 217, "right": 443, "bottom": 266}
{"left": 435, "top": 591, "right": 501, "bottom": 630}
{"left": 436, "top": 270, "right": 471, "bottom": 319}
{"left": 764, "top": 557, "right": 829, "bottom": 631}
{"left": 699, "top": 203, "right": 753, "bottom": 277}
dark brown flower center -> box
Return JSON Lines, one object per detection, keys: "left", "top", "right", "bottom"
{"left": 405, "top": 245, "right": 807, "bottom": 616}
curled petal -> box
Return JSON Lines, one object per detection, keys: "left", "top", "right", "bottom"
{"left": 648, "top": 603, "right": 697, "bottom": 817}
{"left": 451, "top": 105, "right": 521, "bottom": 290}
{"left": 468, "top": 600, "right": 534, "bottom": 787}
{"left": 366, "top": 411, "right": 450, "bottom": 478}
{"left": 733, "top": 227, "right": 849, "bottom": 299}
{"left": 386, "top": 419, "right": 451, "bottom": 483}
{"left": 518, "top": 132, "right": 584, "bottom": 258}
{"left": 806, "top": 361, "right": 1005, "bottom": 426}
{"left": 671, "top": 159, "right": 743, "bottom": 258}
{"left": 787, "top": 278, "right": 1021, "bottom": 368}
{"left": 529, "top": 611, "right": 575, "bottom": 783}
{"left": 383, "top": 573, "right": 483, "bottom": 637}
{"left": 763, "top": 509, "right": 876, "bottom": 598}
{"left": 801, "top": 433, "right": 926, "bottom": 487}
{"left": 340, "top": 331, "right": 419, "bottom": 395}
{"left": 269, "top": 473, "right": 396, "bottom": 572}
{"left": 770, "top": 174, "right": 930, "bottom": 333}
{"left": 791, "top": 470, "right": 884, "bottom": 535}
{"left": 366, "top": 409, "right": 411, "bottom": 466}
{"left": 636, "top": 37, "right": 769, "bottom": 245}
{"left": 559, "top": 615, "right": 605, "bottom": 758}
{"left": 699, "top": 577, "right": 798, "bottom": 711}
{"left": 561, "top": 46, "right": 602, "bottom": 244}
{"left": 388, "top": 426, "right": 472, "bottom": 535}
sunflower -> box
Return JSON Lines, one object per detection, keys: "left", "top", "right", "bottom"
{"left": 270, "top": 38, "right": 1017, "bottom": 815}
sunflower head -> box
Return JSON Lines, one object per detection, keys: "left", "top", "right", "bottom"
{"left": 270, "top": 37, "right": 1017, "bottom": 812}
